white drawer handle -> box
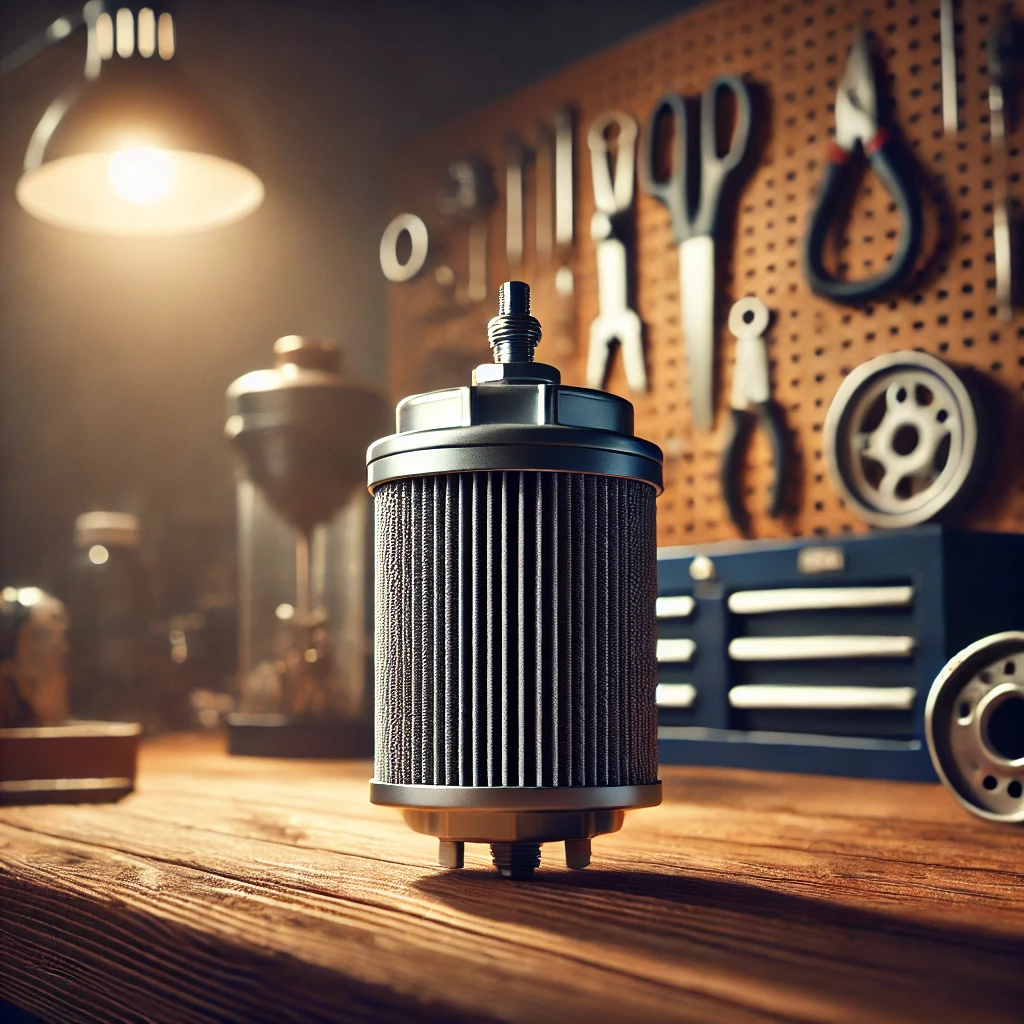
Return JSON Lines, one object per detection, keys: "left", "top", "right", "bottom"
{"left": 656, "top": 638, "right": 696, "bottom": 663}
{"left": 655, "top": 683, "right": 697, "bottom": 708}
{"left": 728, "top": 586, "right": 913, "bottom": 615}
{"left": 728, "top": 684, "right": 917, "bottom": 710}
{"left": 728, "top": 635, "right": 916, "bottom": 661}
{"left": 656, "top": 595, "right": 695, "bottom": 619}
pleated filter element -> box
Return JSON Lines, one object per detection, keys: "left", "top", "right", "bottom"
{"left": 374, "top": 470, "right": 658, "bottom": 789}
{"left": 366, "top": 282, "right": 664, "bottom": 879}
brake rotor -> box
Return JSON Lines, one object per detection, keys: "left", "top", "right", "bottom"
{"left": 925, "top": 632, "right": 1024, "bottom": 824}
{"left": 824, "top": 351, "right": 979, "bottom": 527}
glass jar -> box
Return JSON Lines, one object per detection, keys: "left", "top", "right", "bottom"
{"left": 224, "top": 336, "right": 387, "bottom": 757}
{"left": 65, "top": 512, "right": 159, "bottom": 728}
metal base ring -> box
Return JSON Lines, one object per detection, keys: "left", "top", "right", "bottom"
{"left": 369, "top": 780, "right": 662, "bottom": 811}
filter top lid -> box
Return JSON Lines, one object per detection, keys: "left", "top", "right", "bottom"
{"left": 366, "top": 282, "right": 663, "bottom": 493}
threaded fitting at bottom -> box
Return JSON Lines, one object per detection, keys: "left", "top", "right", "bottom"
{"left": 490, "top": 842, "right": 542, "bottom": 879}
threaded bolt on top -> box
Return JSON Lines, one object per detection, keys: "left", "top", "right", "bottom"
{"left": 487, "top": 281, "right": 542, "bottom": 364}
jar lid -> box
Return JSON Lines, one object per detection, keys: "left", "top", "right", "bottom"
{"left": 74, "top": 512, "right": 141, "bottom": 549}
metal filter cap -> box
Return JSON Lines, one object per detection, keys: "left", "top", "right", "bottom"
{"left": 365, "top": 302, "right": 663, "bottom": 493}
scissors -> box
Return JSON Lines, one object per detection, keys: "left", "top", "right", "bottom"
{"left": 803, "top": 30, "right": 922, "bottom": 304}
{"left": 641, "top": 77, "right": 752, "bottom": 432}
{"left": 720, "top": 297, "right": 787, "bottom": 533}
{"left": 586, "top": 111, "right": 647, "bottom": 393}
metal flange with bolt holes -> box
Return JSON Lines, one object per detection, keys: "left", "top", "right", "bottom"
{"left": 824, "top": 351, "right": 979, "bottom": 527}
{"left": 925, "top": 631, "right": 1024, "bottom": 824}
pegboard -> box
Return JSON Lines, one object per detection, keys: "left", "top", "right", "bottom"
{"left": 386, "top": 0, "right": 1024, "bottom": 546}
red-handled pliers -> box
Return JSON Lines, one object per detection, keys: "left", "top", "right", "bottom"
{"left": 804, "top": 30, "right": 923, "bottom": 304}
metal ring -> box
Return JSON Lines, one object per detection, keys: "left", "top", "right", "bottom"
{"left": 728, "top": 296, "right": 769, "bottom": 339}
{"left": 824, "top": 351, "right": 979, "bottom": 527}
{"left": 379, "top": 213, "right": 428, "bottom": 283}
{"left": 925, "top": 631, "right": 1024, "bottom": 823}
{"left": 369, "top": 781, "right": 662, "bottom": 811}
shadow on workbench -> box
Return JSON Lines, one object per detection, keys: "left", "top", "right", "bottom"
{"left": 414, "top": 868, "right": 1024, "bottom": 1022}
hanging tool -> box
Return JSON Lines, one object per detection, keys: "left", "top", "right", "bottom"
{"left": 554, "top": 107, "right": 574, "bottom": 275}
{"left": 940, "top": 0, "right": 958, "bottom": 135}
{"left": 505, "top": 132, "right": 525, "bottom": 271}
{"left": 641, "top": 77, "right": 752, "bottom": 432}
{"left": 804, "top": 30, "right": 922, "bottom": 305}
{"left": 720, "top": 297, "right": 787, "bottom": 532}
{"left": 823, "top": 351, "right": 982, "bottom": 528}
{"left": 989, "top": 8, "right": 1018, "bottom": 322}
{"left": 379, "top": 213, "right": 429, "bottom": 283}
{"left": 586, "top": 111, "right": 646, "bottom": 393}
{"left": 436, "top": 159, "right": 495, "bottom": 305}
{"left": 553, "top": 107, "right": 576, "bottom": 353}
{"left": 535, "top": 120, "right": 554, "bottom": 264}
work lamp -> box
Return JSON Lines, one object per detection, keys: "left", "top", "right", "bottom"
{"left": 3, "top": 1, "right": 263, "bottom": 235}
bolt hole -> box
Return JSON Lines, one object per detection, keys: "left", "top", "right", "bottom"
{"left": 914, "top": 384, "right": 934, "bottom": 405}
{"left": 896, "top": 386, "right": 908, "bottom": 402}
{"left": 958, "top": 701, "right": 971, "bottom": 719}
{"left": 986, "top": 696, "right": 1024, "bottom": 761}
{"left": 983, "top": 775, "right": 998, "bottom": 790}
{"left": 1009, "top": 780, "right": 1023, "bottom": 799}
{"left": 743, "top": 309, "right": 755, "bottom": 324}
{"left": 892, "top": 424, "right": 919, "bottom": 455}
{"left": 980, "top": 671, "right": 992, "bottom": 684}
{"left": 1005, "top": 661, "right": 1016, "bottom": 675}
{"left": 936, "top": 409, "right": 949, "bottom": 423}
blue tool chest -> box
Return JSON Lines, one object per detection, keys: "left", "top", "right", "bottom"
{"left": 655, "top": 527, "right": 1024, "bottom": 780}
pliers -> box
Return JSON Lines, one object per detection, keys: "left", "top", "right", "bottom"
{"left": 720, "top": 298, "right": 787, "bottom": 533}
{"left": 804, "top": 30, "right": 923, "bottom": 304}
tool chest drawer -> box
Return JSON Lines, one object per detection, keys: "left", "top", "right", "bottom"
{"left": 655, "top": 527, "right": 1024, "bottom": 781}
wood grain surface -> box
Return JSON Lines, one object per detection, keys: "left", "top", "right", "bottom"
{"left": 1, "top": 733, "right": 1022, "bottom": 1023}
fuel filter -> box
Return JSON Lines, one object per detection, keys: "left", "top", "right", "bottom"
{"left": 367, "top": 281, "right": 663, "bottom": 878}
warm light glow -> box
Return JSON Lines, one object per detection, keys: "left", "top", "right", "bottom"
{"left": 108, "top": 147, "right": 176, "bottom": 204}
{"left": 275, "top": 603, "right": 295, "bottom": 621}
{"left": 17, "top": 149, "right": 264, "bottom": 235}
{"left": 2, "top": 587, "right": 18, "bottom": 603}
{"left": 17, "top": 587, "right": 44, "bottom": 607}
{"left": 88, "top": 544, "right": 110, "bottom": 565}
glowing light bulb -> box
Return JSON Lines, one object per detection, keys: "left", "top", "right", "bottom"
{"left": 107, "top": 147, "right": 176, "bottom": 204}
{"left": 88, "top": 544, "right": 110, "bottom": 565}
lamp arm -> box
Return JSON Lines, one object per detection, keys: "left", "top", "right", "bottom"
{"left": 0, "top": 1, "right": 104, "bottom": 78}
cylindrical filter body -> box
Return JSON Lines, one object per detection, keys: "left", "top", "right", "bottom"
{"left": 373, "top": 471, "right": 657, "bottom": 789}
{"left": 367, "top": 282, "right": 663, "bottom": 877}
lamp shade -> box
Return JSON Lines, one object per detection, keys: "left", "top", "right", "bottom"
{"left": 16, "top": 55, "right": 264, "bottom": 236}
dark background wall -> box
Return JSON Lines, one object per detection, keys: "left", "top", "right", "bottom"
{"left": 0, "top": 0, "right": 698, "bottom": 614}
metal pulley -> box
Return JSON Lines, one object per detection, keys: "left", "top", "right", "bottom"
{"left": 926, "top": 632, "right": 1024, "bottom": 823}
{"left": 824, "top": 351, "right": 982, "bottom": 528}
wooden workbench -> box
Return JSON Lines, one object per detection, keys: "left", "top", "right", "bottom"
{"left": 1, "top": 734, "right": 1022, "bottom": 1023}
